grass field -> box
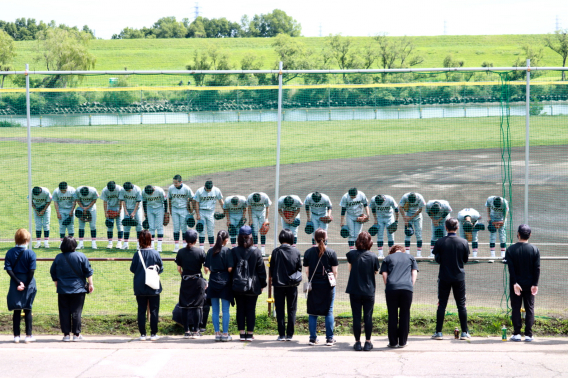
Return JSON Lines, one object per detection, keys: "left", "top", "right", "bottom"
{"left": 11, "top": 34, "right": 568, "bottom": 72}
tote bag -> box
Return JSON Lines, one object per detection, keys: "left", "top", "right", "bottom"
{"left": 138, "top": 250, "right": 161, "bottom": 290}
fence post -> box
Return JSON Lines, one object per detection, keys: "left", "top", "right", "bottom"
{"left": 25, "top": 64, "right": 33, "bottom": 232}
{"left": 273, "top": 62, "right": 283, "bottom": 251}
{"left": 524, "top": 59, "right": 530, "bottom": 224}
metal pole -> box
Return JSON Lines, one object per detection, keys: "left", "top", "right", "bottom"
{"left": 524, "top": 59, "right": 530, "bottom": 225}
{"left": 273, "top": 62, "right": 283, "bottom": 250}
{"left": 25, "top": 64, "right": 33, "bottom": 232}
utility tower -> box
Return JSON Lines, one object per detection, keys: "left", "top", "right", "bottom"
{"left": 194, "top": 2, "right": 200, "bottom": 20}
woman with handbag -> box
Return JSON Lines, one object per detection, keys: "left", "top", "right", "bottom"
{"left": 205, "top": 230, "right": 234, "bottom": 341}
{"left": 269, "top": 229, "right": 302, "bottom": 341}
{"left": 176, "top": 229, "right": 207, "bottom": 339}
{"left": 231, "top": 225, "right": 267, "bottom": 342}
{"left": 50, "top": 236, "right": 94, "bottom": 342}
{"left": 380, "top": 244, "right": 418, "bottom": 348}
{"left": 303, "top": 228, "right": 338, "bottom": 346}
{"left": 346, "top": 232, "right": 380, "bottom": 351}
{"left": 5, "top": 229, "right": 37, "bottom": 343}
{"left": 129, "top": 230, "right": 163, "bottom": 341}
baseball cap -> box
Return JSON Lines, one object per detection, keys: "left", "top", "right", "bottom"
{"left": 239, "top": 225, "right": 252, "bottom": 235}
{"left": 183, "top": 229, "right": 198, "bottom": 243}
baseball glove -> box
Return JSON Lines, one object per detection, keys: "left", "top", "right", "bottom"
{"left": 143, "top": 219, "right": 150, "bottom": 230}
{"left": 186, "top": 214, "right": 196, "bottom": 228}
{"left": 305, "top": 221, "right": 315, "bottom": 235}
{"left": 404, "top": 224, "right": 414, "bottom": 237}
{"left": 319, "top": 215, "right": 333, "bottom": 224}
{"left": 473, "top": 222, "right": 485, "bottom": 231}
{"left": 228, "top": 224, "right": 238, "bottom": 237}
{"left": 122, "top": 217, "right": 138, "bottom": 227}
{"left": 35, "top": 204, "right": 46, "bottom": 214}
{"left": 259, "top": 222, "right": 270, "bottom": 235}
{"left": 356, "top": 214, "right": 369, "bottom": 223}
{"left": 196, "top": 220, "right": 204, "bottom": 233}
{"left": 82, "top": 210, "right": 92, "bottom": 223}
{"left": 386, "top": 221, "right": 398, "bottom": 234}
{"left": 283, "top": 210, "right": 296, "bottom": 225}
{"left": 62, "top": 215, "right": 73, "bottom": 226}
{"left": 163, "top": 212, "right": 170, "bottom": 226}
{"left": 340, "top": 225, "right": 350, "bottom": 238}
{"left": 292, "top": 218, "right": 301, "bottom": 227}
{"left": 487, "top": 221, "right": 497, "bottom": 233}
{"left": 237, "top": 217, "right": 247, "bottom": 228}
{"left": 214, "top": 212, "right": 225, "bottom": 220}
{"left": 107, "top": 210, "right": 120, "bottom": 219}
{"left": 105, "top": 219, "right": 114, "bottom": 228}
{"left": 368, "top": 224, "right": 379, "bottom": 236}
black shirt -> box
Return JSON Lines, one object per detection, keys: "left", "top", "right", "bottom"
{"left": 175, "top": 246, "right": 206, "bottom": 275}
{"left": 433, "top": 233, "right": 470, "bottom": 282}
{"left": 505, "top": 242, "right": 540, "bottom": 287}
{"left": 379, "top": 252, "right": 419, "bottom": 292}
{"left": 205, "top": 246, "right": 233, "bottom": 273}
{"left": 345, "top": 250, "right": 380, "bottom": 296}
{"left": 303, "top": 247, "right": 338, "bottom": 284}
{"left": 269, "top": 244, "right": 302, "bottom": 287}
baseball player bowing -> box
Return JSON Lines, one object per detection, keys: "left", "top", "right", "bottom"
{"left": 369, "top": 194, "right": 398, "bottom": 257}
{"left": 224, "top": 195, "right": 248, "bottom": 247}
{"left": 101, "top": 181, "right": 124, "bottom": 249}
{"left": 52, "top": 182, "right": 76, "bottom": 247}
{"left": 457, "top": 208, "right": 485, "bottom": 258}
{"left": 194, "top": 180, "right": 224, "bottom": 251}
{"left": 247, "top": 192, "right": 272, "bottom": 256}
{"left": 485, "top": 196, "right": 509, "bottom": 258}
{"left": 339, "top": 188, "right": 370, "bottom": 250}
{"left": 278, "top": 195, "right": 303, "bottom": 247}
{"left": 304, "top": 191, "right": 332, "bottom": 247}
{"left": 119, "top": 182, "right": 144, "bottom": 250}
{"left": 168, "top": 175, "right": 194, "bottom": 252}
{"left": 426, "top": 200, "right": 452, "bottom": 257}
{"left": 31, "top": 186, "right": 52, "bottom": 248}
{"left": 399, "top": 192, "right": 426, "bottom": 255}
{"left": 74, "top": 186, "right": 99, "bottom": 250}
{"left": 143, "top": 185, "right": 168, "bottom": 253}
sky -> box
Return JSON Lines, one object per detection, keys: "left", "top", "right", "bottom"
{"left": 2, "top": 0, "right": 568, "bottom": 39}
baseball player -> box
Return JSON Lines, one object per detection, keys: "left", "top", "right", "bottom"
{"left": 223, "top": 195, "right": 248, "bottom": 247}
{"left": 194, "top": 180, "right": 224, "bottom": 251}
{"left": 304, "top": 191, "right": 332, "bottom": 247}
{"left": 143, "top": 185, "right": 168, "bottom": 253}
{"left": 74, "top": 185, "right": 99, "bottom": 250}
{"left": 369, "top": 194, "right": 399, "bottom": 257}
{"left": 426, "top": 200, "right": 452, "bottom": 257}
{"left": 247, "top": 192, "right": 272, "bottom": 255}
{"left": 119, "top": 182, "right": 144, "bottom": 250}
{"left": 100, "top": 181, "right": 124, "bottom": 249}
{"left": 485, "top": 195, "right": 509, "bottom": 258}
{"left": 52, "top": 182, "right": 76, "bottom": 246}
{"left": 278, "top": 195, "right": 303, "bottom": 247}
{"left": 399, "top": 192, "right": 426, "bottom": 255}
{"left": 339, "top": 188, "right": 370, "bottom": 250}
{"left": 31, "top": 186, "right": 52, "bottom": 248}
{"left": 168, "top": 174, "right": 194, "bottom": 253}
{"left": 457, "top": 208, "right": 484, "bottom": 258}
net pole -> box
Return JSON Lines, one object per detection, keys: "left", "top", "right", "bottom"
{"left": 25, "top": 64, "right": 33, "bottom": 232}
{"left": 524, "top": 59, "right": 530, "bottom": 225}
{"left": 272, "top": 61, "right": 283, "bottom": 250}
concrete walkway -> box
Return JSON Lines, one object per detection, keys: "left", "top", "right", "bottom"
{"left": 0, "top": 335, "right": 567, "bottom": 377}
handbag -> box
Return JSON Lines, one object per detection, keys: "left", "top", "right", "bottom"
{"left": 62, "top": 252, "right": 90, "bottom": 293}
{"left": 303, "top": 254, "right": 322, "bottom": 298}
{"left": 138, "top": 250, "right": 161, "bottom": 290}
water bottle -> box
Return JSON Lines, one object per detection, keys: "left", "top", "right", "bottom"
{"left": 454, "top": 327, "right": 459, "bottom": 339}
{"left": 501, "top": 325, "right": 507, "bottom": 341}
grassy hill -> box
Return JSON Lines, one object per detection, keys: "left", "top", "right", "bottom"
{"left": 12, "top": 34, "right": 567, "bottom": 71}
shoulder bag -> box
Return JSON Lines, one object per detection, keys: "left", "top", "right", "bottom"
{"left": 303, "top": 254, "right": 322, "bottom": 298}
{"left": 138, "top": 250, "right": 161, "bottom": 290}
{"left": 62, "top": 252, "right": 90, "bottom": 293}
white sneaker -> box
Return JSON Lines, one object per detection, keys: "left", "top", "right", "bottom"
{"left": 91, "top": 241, "right": 97, "bottom": 249}
{"left": 116, "top": 241, "right": 123, "bottom": 249}
{"left": 140, "top": 335, "right": 146, "bottom": 341}
{"left": 182, "top": 242, "right": 187, "bottom": 248}
{"left": 24, "top": 336, "right": 36, "bottom": 343}
{"left": 525, "top": 335, "right": 534, "bottom": 342}
{"left": 157, "top": 245, "right": 162, "bottom": 253}
{"left": 501, "top": 251, "right": 505, "bottom": 258}
{"left": 107, "top": 241, "right": 113, "bottom": 249}
{"left": 62, "top": 335, "right": 71, "bottom": 342}
{"left": 472, "top": 251, "right": 478, "bottom": 258}
{"left": 150, "top": 334, "right": 159, "bottom": 341}
{"left": 77, "top": 241, "right": 84, "bottom": 249}
{"left": 122, "top": 242, "right": 129, "bottom": 250}
{"left": 151, "top": 241, "right": 155, "bottom": 249}
{"left": 73, "top": 335, "right": 84, "bottom": 342}
{"left": 173, "top": 244, "right": 179, "bottom": 253}
{"left": 14, "top": 336, "right": 20, "bottom": 343}
{"left": 378, "top": 252, "right": 384, "bottom": 258}
{"left": 510, "top": 334, "right": 522, "bottom": 342}
{"left": 429, "top": 253, "right": 434, "bottom": 258}
{"left": 261, "top": 246, "right": 266, "bottom": 256}
{"left": 416, "top": 251, "right": 422, "bottom": 257}
{"left": 490, "top": 251, "right": 496, "bottom": 258}
{"left": 44, "top": 241, "right": 49, "bottom": 248}
{"left": 34, "top": 241, "right": 42, "bottom": 249}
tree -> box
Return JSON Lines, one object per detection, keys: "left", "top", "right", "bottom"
{"left": 35, "top": 28, "right": 96, "bottom": 87}
{"left": 241, "top": 9, "right": 301, "bottom": 37}
{"left": 373, "top": 34, "right": 424, "bottom": 69}
{"left": 324, "top": 34, "right": 363, "bottom": 82}
{"left": 544, "top": 29, "right": 568, "bottom": 80}
{"left": 187, "top": 17, "right": 241, "bottom": 38}
{"left": 271, "top": 34, "right": 314, "bottom": 83}
{"left": 112, "top": 27, "right": 145, "bottom": 39}
{"left": 0, "top": 30, "right": 15, "bottom": 88}
{"left": 510, "top": 45, "right": 544, "bottom": 80}
{"left": 152, "top": 17, "right": 187, "bottom": 38}
{"left": 186, "top": 45, "right": 233, "bottom": 86}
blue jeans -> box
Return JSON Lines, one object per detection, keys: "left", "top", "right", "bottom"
{"left": 308, "top": 287, "right": 335, "bottom": 340}
{"left": 210, "top": 297, "right": 230, "bottom": 334}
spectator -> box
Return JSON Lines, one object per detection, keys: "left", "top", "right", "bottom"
{"left": 380, "top": 244, "right": 418, "bottom": 348}
{"left": 130, "top": 230, "right": 163, "bottom": 341}
{"left": 432, "top": 218, "right": 470, "bottom": 340}
{"left": 505, "top": 224, "right": 540, "bottom": 342}
{"left": 4, "top": 229, "right": 37, "bottom": 343}
{"left": 50, "top": 236, "right": 94, "bottom": 342}
{"left": 304, "top": 228, "right": 339, "bottom": 346}
{"left": 346, "top": 232, "right": 380, "bottom": 351}
{"left": 269, "top": 229, "right": 302, "bottom": 341}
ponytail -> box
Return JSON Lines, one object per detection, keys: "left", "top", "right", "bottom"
{"left": 314, "top": 228, "right": 327, "bottom": 258}
{"left": 212, "top": 230, "right": 229, "bottom": 255}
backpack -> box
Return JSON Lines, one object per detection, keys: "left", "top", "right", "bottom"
{"left": 232, "top": 248, "right": 253, "bottom": 293}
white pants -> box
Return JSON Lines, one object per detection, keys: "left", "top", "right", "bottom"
{"left": 106, "top": 207, "right": 124, "bottom": 232}
{"left": 251, "top": 212, "right": 266, "bottom": 237}
{"left": 147, "top": 207, "right": 165, "bottom": 234}
{"left": 430, "top": 217, "right": 449, "bottom": 243}
{"left": 34, "top": 207, "right": 51, "bottom": 232}
{"left": 405, "top": 216, "right": 423, "bottom": 242}
{"left": 125, "top": 207, "right": 143, "bottom": 233}
{"left": 489, "top": 219, "right": 507, "bottom": 244}
{"left": 310, "top": 214, "right": 329, "bottom": 233}
{"left": 376, "top": 216, "right": 395, "bottom": 243}
{"left": 346, "top": 214, "right": 363, "bottom": 242}
{"left": 78, "top": 209, "right": 96, "bottom": 231}
{"left": 199, "top": 209, "right": 215, "bottom": 238}
{"left": 58, "top": 207, "right": 74, "bottom": 235}
{"left": 172, "top": 207, "right": 188, "bottom": 234}
{"left": 229, "top": 212, "right": 243, "bottom": 227}
{"left": 281, "top": 216, "right": 300, "bottom": 237}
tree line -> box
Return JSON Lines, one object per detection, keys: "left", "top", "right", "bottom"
{"left": 0, "top": 18, "right": 95, "bottom": 41}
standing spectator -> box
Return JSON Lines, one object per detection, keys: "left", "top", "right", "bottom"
{"left": 346, "top": 232, "right": 380, "bottom": 351}
{"left": 432, "top": 218, "right": 470, "bottom": 340}
{"left": 232, "top": 225, "right": 267, "bottom": 342}
{"left": 4, "top": 229, "right": 37, "bottom": 343}
{"left": 506, "top": 224, "right": 540, "bottom": 342}
{"left": 304, "top": 228, "right": 339, "bottom": 346}
{"left": 50, "top": 236, "right": 94, "bottom": 342}
{"left": 380, "top": 245, "right": 418, "bottom": 348}
{"left": 130, "top": 230, "right": 163, "bottom": 341}
{"left": 205, "top": 230, "right": 234, "bottom": 342}
{"left": 269, "top": 229, "right": 302, "bottom": 341}
{"left": 176, "top": 229, "right": 207, "bottom": 339}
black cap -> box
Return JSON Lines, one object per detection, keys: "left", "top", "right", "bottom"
{"left": 252, "top": 193, "right": 261, "bottom": 202}
{"left": 80, "top": 187, "right": 89, "bottom": 196}
{"left": 312, "top": 192, "right": 322, "bottom": 203}
{"left": 107, "top": 181, "right": 116, "bottom": 191}
{"left": 32, "top": 187, "right": 41, "bottom": 196}
{"left": 348, "top": 188, "right": 357, "bottom": 197}
{"left": 144, "top": 185, "right": 154, "bottom": 195}
{"left": 375, "top": 195, "right": 384, "bottom": 205}
{"left": 408, "top": 193, "right": 417, "bottom": 204}
{"left": 123, "top": 182, "right": 133, "bottom": 191}
{"left": 284, "top": 196, "right": 294, "bottom": 207}
{"left": 59, "top": 182, "right": 68, "bottom": 190}
{"left": 231, "top": 197, "right": 239, "bottom": 205}
{"left": 205, "top": 180, "right": 213, "bottom": 190}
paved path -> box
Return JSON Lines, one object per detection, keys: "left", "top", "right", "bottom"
{"left": 1, "top": 335, "right": 567, "bottom": 377}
